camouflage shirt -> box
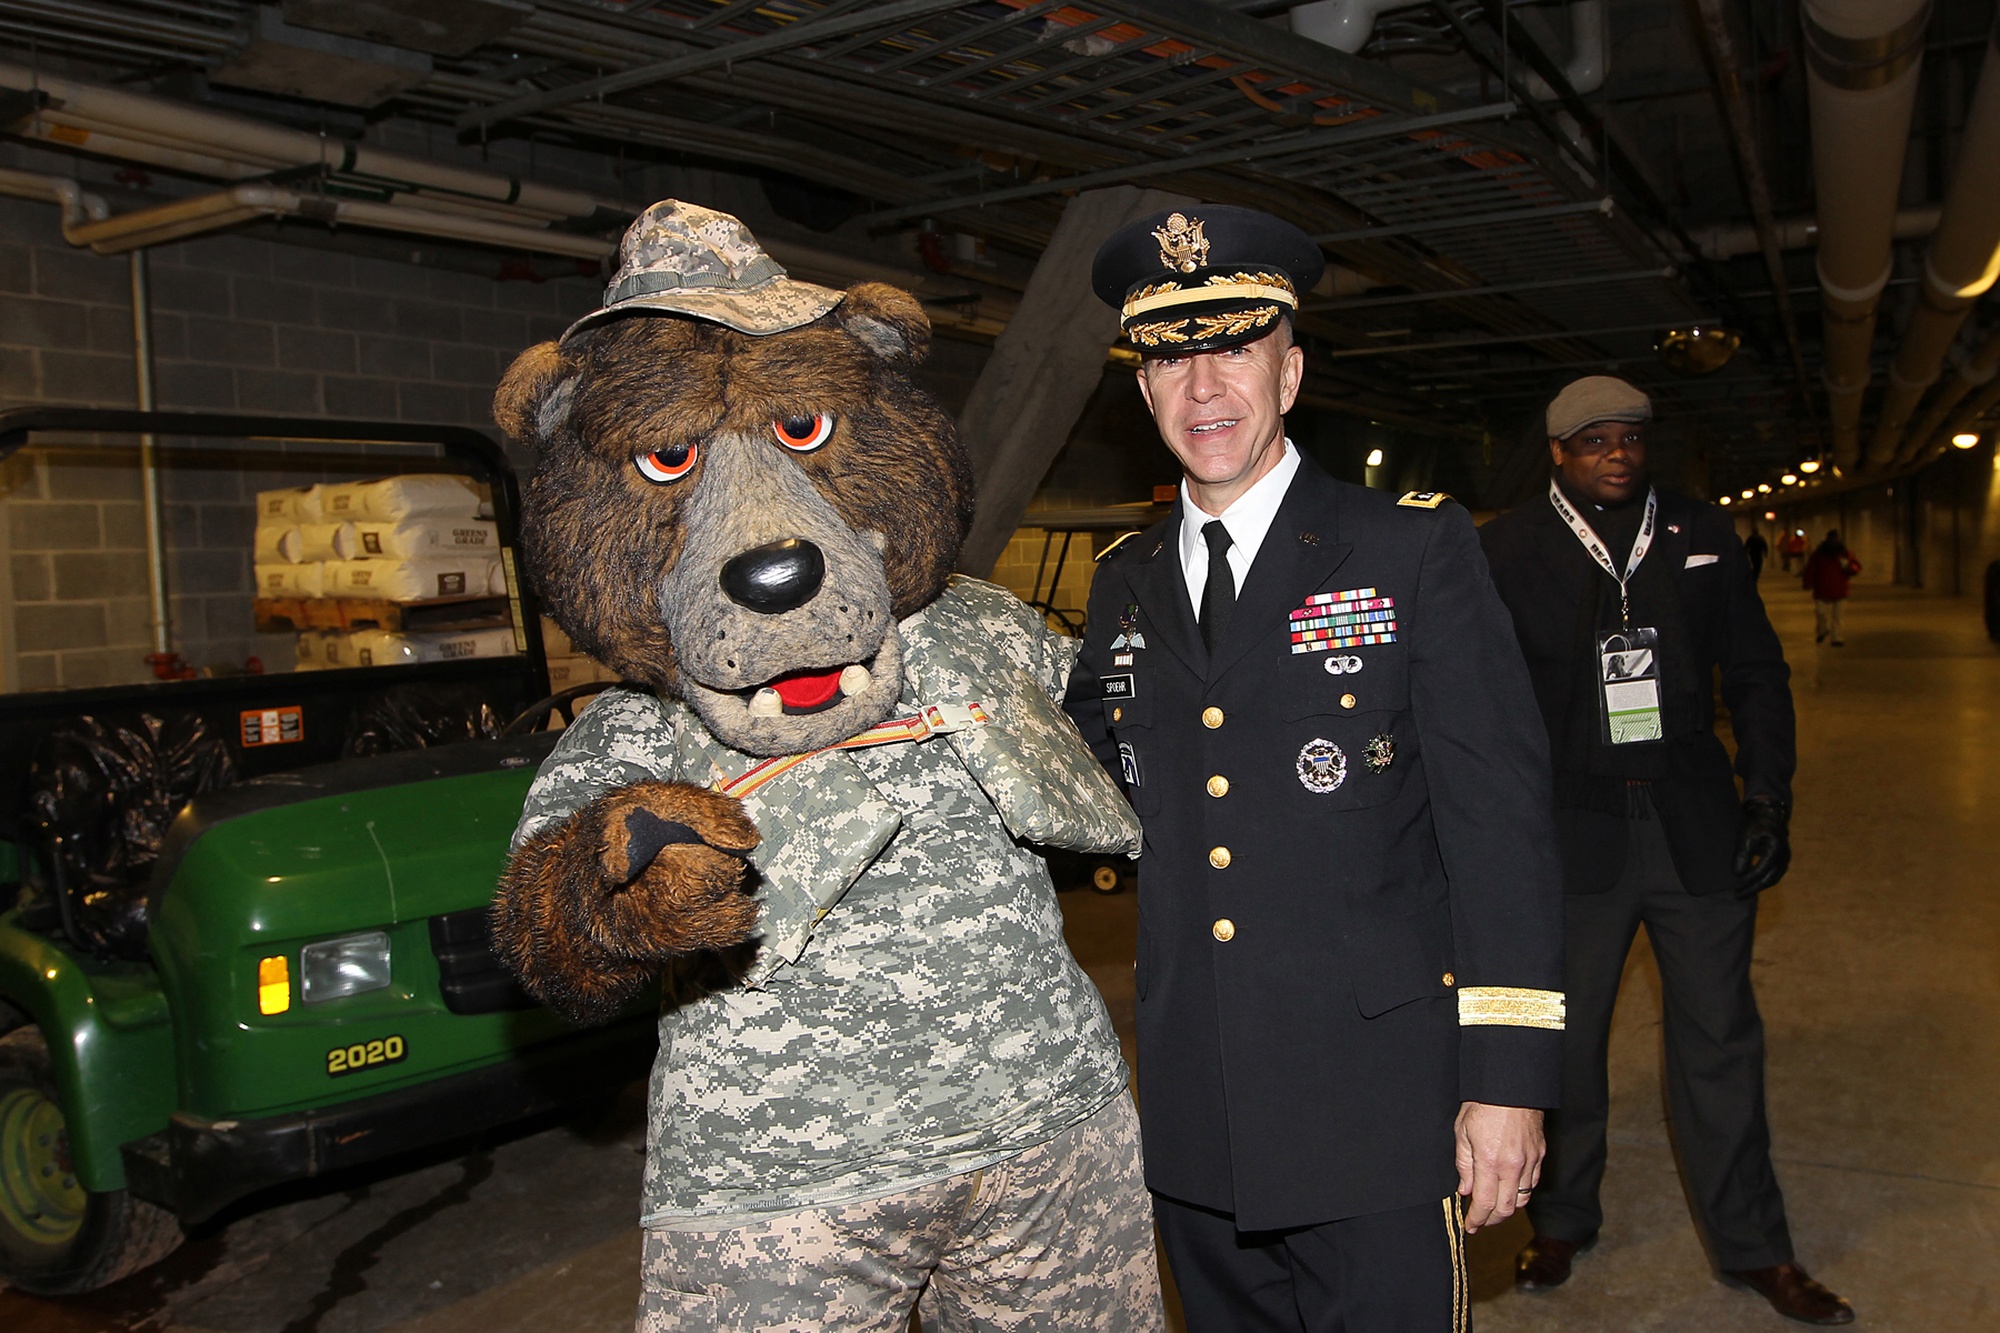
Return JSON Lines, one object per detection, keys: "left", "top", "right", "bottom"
{"left": 514, "top": 579, "right": 1136, "bottom": 1228}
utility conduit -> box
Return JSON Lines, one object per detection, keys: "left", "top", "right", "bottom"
{"left": 1877, "top": 22, "right": 2000, "bottom": 467}
{"left": 1803, "top": 0, "right": 1930, "bottom": 472}
{"left": 0, "top": 62, "right": 612, "bottom": 222}
{"left": 1904, "top": 328, "right": 2000, "bottom": 460}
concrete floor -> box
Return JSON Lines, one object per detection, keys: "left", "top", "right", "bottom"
{"left": 3, "top": 579, "right": 1994, "bottom": 1331}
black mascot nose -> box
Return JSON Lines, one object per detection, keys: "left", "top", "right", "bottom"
{"left": 719, "top": 538, "right": 826, "bottom": 614}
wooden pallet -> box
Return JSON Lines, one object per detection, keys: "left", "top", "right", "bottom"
{"left": 254, "top": 594, "right": 513, "bottom": 634}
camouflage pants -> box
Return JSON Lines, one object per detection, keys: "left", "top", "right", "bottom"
{"left": 637, "top": 1093, "right": 1163, "bottom": 1332}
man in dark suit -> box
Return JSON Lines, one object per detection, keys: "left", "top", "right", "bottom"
{"left": 1064, "top": 205, "right": 1567, "bottom": 1332}
{"left": 1479, "top": 377, "right": 1852, "bottom": 1325}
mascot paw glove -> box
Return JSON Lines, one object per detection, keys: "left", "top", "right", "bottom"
{"left": 1732, "top": 796, "right": 1791, "bottom": 897}
{"left": 592, "top": 781, "right": 763, "bottom": 956}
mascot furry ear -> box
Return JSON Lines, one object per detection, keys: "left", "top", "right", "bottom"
{"left": 492, "top": 339, "right": 574, "bottom": 446}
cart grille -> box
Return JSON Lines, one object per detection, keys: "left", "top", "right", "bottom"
{"left": 428, "top": 907, "right": 538, "bottom": 1014}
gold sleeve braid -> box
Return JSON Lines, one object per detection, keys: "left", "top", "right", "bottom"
{"left": 1457, "top": 986, "right": 1566, "bottom": 1031}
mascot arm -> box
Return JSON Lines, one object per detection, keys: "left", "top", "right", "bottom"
{"left": 495, "top": 690, "right": 764, "bottom": 1022}
{"left": 494, "top": 779, "right": 761, "bottom": 1023}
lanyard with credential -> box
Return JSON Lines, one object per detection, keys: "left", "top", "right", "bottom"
{"left": 1547, "top": 479, "right": 1657, "bottom": 628}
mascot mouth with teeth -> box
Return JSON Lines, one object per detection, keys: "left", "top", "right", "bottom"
{"left": 490, "top": 201, "right": 1165, "bottom": 1332}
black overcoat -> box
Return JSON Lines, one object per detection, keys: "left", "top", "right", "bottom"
{"left": 1478, "top": 487, "right": 1794, "bottom": 896}
{"left": 1064, "top": 457, "right": 1565, "bottom": 1231}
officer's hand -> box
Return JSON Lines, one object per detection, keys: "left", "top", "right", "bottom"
{"left": 1733, "top": 797, "right": 1791, "bottom": 897}
{"left": 1456, "top": 1102, "right": 1544, "bottom": 1233}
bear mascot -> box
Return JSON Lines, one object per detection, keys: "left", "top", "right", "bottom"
{"left": 490, "top": 200, "right": 1165, "bottom": 1332}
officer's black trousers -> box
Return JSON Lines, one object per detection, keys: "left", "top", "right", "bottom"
{"left": 1155, "top": 1192, "right": 1465, "bottom": 1333}
{"left": 1528, "top": 803, "right": 1795, "bottom": 1270}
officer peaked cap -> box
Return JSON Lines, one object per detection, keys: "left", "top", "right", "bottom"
{"left": 1092, "top": 204, "right": 1324, "bottom": 356}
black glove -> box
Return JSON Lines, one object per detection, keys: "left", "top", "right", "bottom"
{"left": 1733, "top": 797, "right": 1791, "bottom": 896}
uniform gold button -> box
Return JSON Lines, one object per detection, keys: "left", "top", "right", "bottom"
{"left": 1208, "top": 846, "right": 1232, "bottom": 869}
{"left": 1442, "top": 972, "right": 1456, "bottom": 988}
{"left": 1202, "top": 706, "right": 1225, "bottom": 729}
{"left": 1341, "top": 693, "right": 1357, "bottom": 709}
{"left": 1206, "top": 774, "right": 1229, "bottom": 798}
{"left": 1112, "top": 706, "right": 1123, "bottom": 722}
{"left": 1212, "top": 918, "right": 1236, "bottom": 942}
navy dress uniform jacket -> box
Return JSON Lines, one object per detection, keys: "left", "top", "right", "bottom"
{"left": 1064, "top": 457, "right": 1567, "bottom": 1231}
{"left": 1478, "top": 488, "right": 1794, "bottom": 896}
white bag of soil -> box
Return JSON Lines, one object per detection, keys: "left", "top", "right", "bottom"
{"left": 255, "top": 562, "right": 327, "bottom": 597}
{"left": 333, "top": 517, "right": 500, "bottom": 562}
{"left": 318, "top": 474, "right": 486, "bottom": 523}
{"left": 323, "top": 555, "right": 504, "bottom": 601}
{"left": 348, "top": 626, "right": 519, "bottom": 667}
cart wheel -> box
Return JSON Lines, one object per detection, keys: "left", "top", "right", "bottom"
{"left": 503, "top": 682, "right": 615, "bottom": 736}
{"left": 0, "top": 1027, "right": 182, "bottom": 1294}
{"left": 1091, "top": 864, "right": 1123, "bottom": 894}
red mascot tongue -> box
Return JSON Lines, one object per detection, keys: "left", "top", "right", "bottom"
{"left": 769, "top": 666, "right": 846, "bottom": 711}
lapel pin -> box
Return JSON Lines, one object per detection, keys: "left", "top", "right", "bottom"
{"left": 1300, "top": 530, "right": 1319, "bottom": 545}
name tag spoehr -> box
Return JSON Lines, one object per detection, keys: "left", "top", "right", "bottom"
{"left": 1599, "top": 628, "right": 1663, "bottom": 744}
{"left": 1100, "top": 673, "right": 1135, "bottom": 700}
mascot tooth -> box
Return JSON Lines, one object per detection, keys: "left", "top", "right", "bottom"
{"left": 489, "top": 200, "right": 1166, "bottom": 1331}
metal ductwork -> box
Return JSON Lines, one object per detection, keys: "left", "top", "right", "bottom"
{"left": 1803, "top": 0, "right": 1930, "bottom": 472}
{"left": 1873, "top": 22, "right": 2000, "bottom": 467}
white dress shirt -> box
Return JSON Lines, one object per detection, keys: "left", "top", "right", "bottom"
{"left": 1179, "top": 439, "right": 1301, "bottom": 617}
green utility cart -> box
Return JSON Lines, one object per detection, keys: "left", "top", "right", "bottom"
{"left": 0, "top": 409, "right": 649, "bottom": 1294}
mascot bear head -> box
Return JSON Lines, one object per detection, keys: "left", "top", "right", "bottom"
{"left": 495, "top": 201, "right": 974, "bottom": 757}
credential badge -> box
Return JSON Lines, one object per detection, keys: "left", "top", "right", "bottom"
{"left": 1296, "top": 738, "right": 1347, "bottom": 793}
{"left": 1363, "top": 733, "right": 1395, "bottom": 774}
{"left": 1323, "top": 655, "right": 1363, "bottom": 675}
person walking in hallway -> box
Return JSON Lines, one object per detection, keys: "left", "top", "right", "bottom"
{"left": 1065, "top": 204, "right": 1567, "bottom": 1333}
{"left": 1780, "top": 529, "right": 1807, "bottom": 573}
{"left": 1743, "top": 528, "right": 1768, "bottom": 580}
{"left": 1802, "top": 531, "right": 1861, "bottom": 646}
{"left": 1479, "top": 376, "right": 1853, "bottom": 1326}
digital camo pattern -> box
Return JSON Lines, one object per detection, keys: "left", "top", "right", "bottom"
{"left": 638, "top": 1094, "right": 1162, "bottom": 1333}
{"left": 514, "top": 582, "right": 1133, "bottom": 1226}
{"left": 569, "top": 198, "right": 842, "bottom": 339}
{"left": 909, "top": 577, "right": 1140, "bottom": 857}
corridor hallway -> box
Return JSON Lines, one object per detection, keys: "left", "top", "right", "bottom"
{"left": 3, "top": 581, "right": 1990, "bottom": 1333}
{"left": 1463, "top": 579, "right": 2000, "bottom": 1330}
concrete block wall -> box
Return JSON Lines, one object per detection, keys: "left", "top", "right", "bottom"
{"left": 0, "top": 193, "right": 601, "bottom": 691}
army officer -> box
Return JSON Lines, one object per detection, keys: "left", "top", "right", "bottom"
{"left": 1064, "top": 205, "right": 1567, "bottom": 1332}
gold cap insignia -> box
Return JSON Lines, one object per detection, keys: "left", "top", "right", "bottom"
{"left": 1152, "top": 212, "right": 1210, "bottom": 274}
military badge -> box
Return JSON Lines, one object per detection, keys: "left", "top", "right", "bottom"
{"left": 1296, "top": 738, "right": 1347, "bottom": 793}
{"left": 1363, "top": 733, "right": 1395, "bottom": 774}
{"left": 1152, "top": 211, "right": 1210, "bottom": 273}
{"left": 1322, "top": 655, "right": 1363, "bottom": 675}
{"left": 1108, "top": 601, "right": 1147, "bottom": 653}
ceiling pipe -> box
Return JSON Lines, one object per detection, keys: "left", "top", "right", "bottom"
{"left": 1901, "top": 326, "right": 2000, "bottom": 461}
{"left": 1690, "top": 0, "right": 1811, "bottom": 402}
{"left": 57, "top": 182, "right": 618, "bottom": 260}
{"left": 1874, "top": 21, "right": 2000, "bottom": 467}
{"left": 0, "top": 164, "right": 110, "bottom": 237}
{"left": 0, "top": 63, "right": 614, "bottom": 223}
{"left": 1802, "top": 0, "right": 1930, "bottom": 473}
{"left": 1685, "top": 207, "right": 1939, "bottom": 261}
{"left": 1291, "top": 0, "right": 1608, "bottom": 96}
{"left": 1522, "top": 0, "right": 1609, "bottom": 100}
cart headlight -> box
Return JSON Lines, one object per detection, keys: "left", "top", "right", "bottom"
{"left": 300, "top": 932, "right": 392, "bottom": 1004}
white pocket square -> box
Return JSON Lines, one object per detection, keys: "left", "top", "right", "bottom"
{"left": 1685, "top": 553, "right": 1720, "bottom": 568}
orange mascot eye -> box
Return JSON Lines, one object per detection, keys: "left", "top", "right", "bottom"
{"left": 635, "top": 442, "right": 698, "bottom": 483}
{"left": 771, "top": 413, "right": 834, "bottom": 452}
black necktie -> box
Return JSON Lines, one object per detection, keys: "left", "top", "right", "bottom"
{"left": 1200, "top": 519, "right": 1235, "bottom": 654}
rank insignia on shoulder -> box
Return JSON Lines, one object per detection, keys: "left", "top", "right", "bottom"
{"left": 1095, "top": 530, "right": 1147, "bottom": 563}
{"left": 1398, "top": 490, "right": 1450, "bottom": 509}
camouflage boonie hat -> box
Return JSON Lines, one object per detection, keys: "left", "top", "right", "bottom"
{"left": 565, "top": 199, "right": 842, "bottom": 341}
